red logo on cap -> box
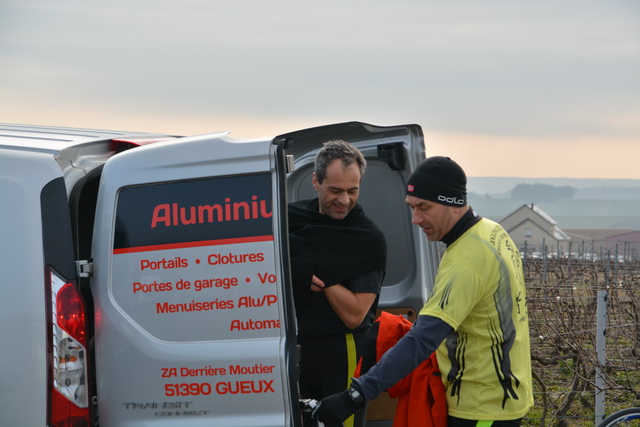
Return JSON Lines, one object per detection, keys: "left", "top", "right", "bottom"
{"left": 407, "top": 185, "right": 414, "bottom": 192}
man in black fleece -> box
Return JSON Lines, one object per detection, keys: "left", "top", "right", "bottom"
{"left": 289, "top": 140, "right": 387, "bottom": 427}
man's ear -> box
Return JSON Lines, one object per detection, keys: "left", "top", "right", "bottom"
{"left": 451, "top": 205, "right": 468, "bottom": 217}
{"left": 312, "top": 172, "right": 319, "bottom": 190}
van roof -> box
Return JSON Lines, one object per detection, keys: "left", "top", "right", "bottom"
{"left": 0, "top": 123, "right": 173, "bottom": 154}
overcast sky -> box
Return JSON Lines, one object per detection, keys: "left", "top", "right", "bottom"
{"left": 1, "top": 0, "right": 638, "bottom": 179}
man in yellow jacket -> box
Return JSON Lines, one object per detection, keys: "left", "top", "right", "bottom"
{"left": 314, "top": 156, "right": 534, "bottom": 427}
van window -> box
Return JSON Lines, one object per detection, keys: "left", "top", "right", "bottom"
{"left": 111, "top": 173, "right": 277, "bottom": 342}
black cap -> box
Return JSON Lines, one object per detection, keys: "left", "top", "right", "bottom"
{"left": 406, "top": 156, "right": 467, "bottom": 206}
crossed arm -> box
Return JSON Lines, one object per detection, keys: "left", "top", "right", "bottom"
{"left": 310, "top": 274, "right": 378, "bottom": 329}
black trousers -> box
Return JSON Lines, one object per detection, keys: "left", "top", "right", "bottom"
{"left": 298, "top": 333, "right": 366, "bottom": 427}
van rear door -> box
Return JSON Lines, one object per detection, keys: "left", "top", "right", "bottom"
{"left": 90, "top": 132, "right": 298, "bottom": 426}
{"left": 279, "top": 121, "right": 439, "bottom": 425}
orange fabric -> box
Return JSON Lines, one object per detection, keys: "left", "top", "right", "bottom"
{"left": 356, "top": 311, "right": 447, "bottom": 427}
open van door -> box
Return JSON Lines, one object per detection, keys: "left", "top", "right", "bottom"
{"left": 279, "top": 122, "right": 440, "bottom": 424}
{"left": 90, "top": 132, "right": 299, "bottom": 426}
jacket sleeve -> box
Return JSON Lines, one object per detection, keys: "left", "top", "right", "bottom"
{"left": 353, "top": 314, "right": 453, "bottom": 401}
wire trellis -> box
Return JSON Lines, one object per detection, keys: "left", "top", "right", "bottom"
{"left": 523, "top": 255, "right": 640, "bottom": 426}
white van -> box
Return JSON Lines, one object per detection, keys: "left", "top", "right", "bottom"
{"left": 0, "top": 122, "right": 438, "bottom": 426}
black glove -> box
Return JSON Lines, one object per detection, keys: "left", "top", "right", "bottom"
{"left": 311, "top": 384, "right": 365, "bottom": 424}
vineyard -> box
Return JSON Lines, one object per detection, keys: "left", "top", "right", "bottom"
{"left": 523, "top": 254, "right": 640, "bottom": 426}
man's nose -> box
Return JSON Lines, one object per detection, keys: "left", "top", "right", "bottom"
{"left": 338, "top": 192, "right": 350, "bottom": 205}
{"left": 411, "top": 210, "right": 421, "bottom": 224}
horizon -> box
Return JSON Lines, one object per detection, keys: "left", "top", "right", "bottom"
{"left": 468, "top": 176, "right": 640, "bottom": 183}
{"left": 2, "top": 0, "right": 638, "bottom": 180}
{"left": 467, "top": 176, "right": 640, "bottom": 197}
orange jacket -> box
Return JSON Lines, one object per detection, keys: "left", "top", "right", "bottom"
{"left": 355, "top": 311, "right": 447, "bottom": 427}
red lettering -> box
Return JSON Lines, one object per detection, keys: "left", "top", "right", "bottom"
{"left": 151, "top": 204, "right": 171, "bottom": 228}
{"left": 161, "top": 368, "right": 177, "bottom": 378}
{"left": 180, "top": 206, "right": 197, "bottom": 225}
{"left": 229, "top": 318, "right": 281, "bottom": 331}
{"left": 263, "top": 380, "right": 275, "bottom": 393}
{"left": 149, "top": 198, "right": 272, "bottom": 228}
{"left": 164, "top": 383, "right": 212, "bottom": 396}
{"left": 215, "top": 380, "right": 275, "bottom": 395}
{"left": 252, "top": 195, "right": 258, "bottom": 218}
{"left": 133, "top": 281, "right": 173, "bottom": 293}
{"left": 172, "top": 203, "right": 179, "bottom": 226}
{"left": 258, "top": 272, "right": 276, "bottom": 284}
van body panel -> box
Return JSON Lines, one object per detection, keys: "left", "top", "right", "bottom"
{"left": 0, "top": 150, "right": 68, "bottom": 426}
{"left": 90, "top": 134, "right": 298, "bottom": 426}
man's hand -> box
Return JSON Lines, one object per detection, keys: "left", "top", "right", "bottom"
{"left": 310, "top": 275, "right": 325, "bottom": 292}
{"left": 311, "top": 384, "right": 365, "bottom": 424}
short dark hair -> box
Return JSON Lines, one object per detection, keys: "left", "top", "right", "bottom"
{"left": 314, "top": 140, "right": 366, "bottom": 183}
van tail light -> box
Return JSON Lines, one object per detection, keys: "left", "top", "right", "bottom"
{"left": 46, "top": 267, "right": 90, "bottom": 427}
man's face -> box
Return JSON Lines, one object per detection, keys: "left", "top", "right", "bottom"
{"left": 313, "top": 159, "right": 361, "bottom": 220}
{"left": 405, "top": 195, "right": 458, "bottom": 242}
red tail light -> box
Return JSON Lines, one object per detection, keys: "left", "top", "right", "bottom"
{"left": 46, "top": 267, "right": 90, "bottom": 427}
{"left": 56, "top": 283, "right": 87, "bottom": 346}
